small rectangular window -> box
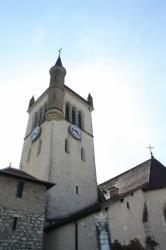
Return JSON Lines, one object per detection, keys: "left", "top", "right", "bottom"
{"left": 16, "top": 182, "right": 24, "bottom": 198}
{"left": 12, "top": 217, "right": 18, "bottom": 231}
{"left": 37, "top": 139, "right": 42, "bottom": 155}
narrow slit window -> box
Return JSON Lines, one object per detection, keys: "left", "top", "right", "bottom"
{"left": 12, "top": 217, "right": 18, "bottom": 231}
{"left": 27, "top": 148, "right": 31, "bottom": 163}
{"left": 75, "top": 222, "right": 78, "bottom": 250}
{"left": 65, "top": 104, "right": 70, "bottom": 121}
{"left": 143, "top": 203, "right": 148, "bottom": 222}
{"left": 16, "top": 182, "right": 24, "bottom": 198}
{"left": 76, "top": 185, "right": 79, "bottom": 194}
{"left": 65, "top": 139, "right": 69, "bottom": 153}
{"left": 126, "top": 201, "right": 130, "bottom": 209}
{"left": 72, "top": 108, "right": 76, "bottom": 124}
{"left": 37, "top": 139, "right": 42, "bottom": 155}
{"left": 81, "top": 147, "right": 85, "bottom": 161}
{"left": 78, "top": 111, "right": 82, "bottom": 129}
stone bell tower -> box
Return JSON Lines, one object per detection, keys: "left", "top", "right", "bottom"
{"left": 20, "top": 55, "right": 98, "bottom": 218}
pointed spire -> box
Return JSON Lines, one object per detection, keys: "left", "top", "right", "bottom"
{"left": 55, "top": 56, "right": 63, "bottom": 67}
{"left": 87, "top": 93, "right": 93, "bottom": 107}
{"left": 28, "top": 96, "right": 35, "bottom": 110}
{"left": 55, "top": 48, "right": 63, "bottom": 67}
{"left": 49, "top": 51, "right": 66, "bottom": 88}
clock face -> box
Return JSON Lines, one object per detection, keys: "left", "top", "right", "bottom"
{"left": 69, "top": 125, "right": 81, "bottom": 140}
{"left": 31, "top": 127, "right": 41, "bottom": 142}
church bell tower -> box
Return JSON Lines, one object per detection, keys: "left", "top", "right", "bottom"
{"left": 20, "top": 55, "right": 98, "bottom": 218}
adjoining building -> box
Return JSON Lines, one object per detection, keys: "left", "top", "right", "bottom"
{"left": 0, "top": 167, "right": 54, "bottom": 250}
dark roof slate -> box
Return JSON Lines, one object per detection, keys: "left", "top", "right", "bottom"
{"left": 0, "top": 167, "right": 55, "bottom": 189}
{"left": 99, "top": 157, "right": 166, "bottom": 200}
{"left": 144, "top": 157, "right": 166, "bottom": 191}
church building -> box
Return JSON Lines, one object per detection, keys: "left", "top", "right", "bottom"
{"left": 0, "top": 55, "right": 166, "bottom": 250}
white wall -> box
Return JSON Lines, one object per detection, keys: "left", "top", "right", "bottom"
{"left": 144, "top": 189, "right": 166, "bottom": 250}
{"left": 108, "top": 190, "right": 146, "bottom": 247}
{"left": 106, "top": 188, "right": 166, "bottom": 250}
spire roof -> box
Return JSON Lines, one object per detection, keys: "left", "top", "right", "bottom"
{"left": 87, "top": 93, "right": 93, "bottom": 107}
{"left": 55, "top": 55, "right": 63, "bottom": 67}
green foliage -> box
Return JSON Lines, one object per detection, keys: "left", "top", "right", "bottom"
{"left": 112, "top": 238, "right": 147, "bottom": 250}
{"left": 112, "top": 240, "right": 124, "bottom": 250}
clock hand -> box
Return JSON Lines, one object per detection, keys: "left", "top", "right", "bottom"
{"left": 73, "top": 128, "right": 80, "bottom": 135}
{"left": 75, "top": 130, "right": 78, "bottom": 134}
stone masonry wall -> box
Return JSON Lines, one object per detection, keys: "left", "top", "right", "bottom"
{"left": 0, "top": 175, "right": 46, "bottom": 214}
{"left": 0, "top": 175, "right": 47, "bottom": 250}
{"left": 0, "top": 206, "right": 44, "bottom": 250}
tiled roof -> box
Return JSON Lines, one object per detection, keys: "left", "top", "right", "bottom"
{"left": 99, "top": 157, "right": 166, "bottom": 200}
{"left": 0, "top": 167, "right": 55, "bottom": 189}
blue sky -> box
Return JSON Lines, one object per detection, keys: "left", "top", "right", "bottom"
{"left": 1, "top": 1, "right": 166, "bottom": 183}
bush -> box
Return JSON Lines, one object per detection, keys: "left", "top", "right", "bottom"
{"left": 112, "top": 238, "right": 147, "bottom": 250}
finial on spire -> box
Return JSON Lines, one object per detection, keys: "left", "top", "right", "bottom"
{"left": 146, "top": 145, "right": 154, "bottom": 158}
{"left": 58, "top": 48, "right": 62, "bottom": 56}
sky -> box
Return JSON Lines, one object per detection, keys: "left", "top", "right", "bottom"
{"left": 0, "top": 0, "right": 166, "bottom": 183}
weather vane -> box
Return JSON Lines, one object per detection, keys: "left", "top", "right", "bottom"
{"left": 58, "top": 48, "right": 62, "bottom": 56}
{"left": 146, "top": 145, "right": 154, "bottom": 158}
